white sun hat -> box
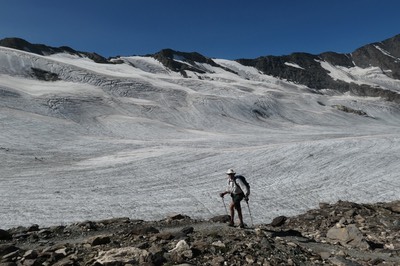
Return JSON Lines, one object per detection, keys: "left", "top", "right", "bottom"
{"left": 226, "top": 169, "right": 236, "bottom": 175}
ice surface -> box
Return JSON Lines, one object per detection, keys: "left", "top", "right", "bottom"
{"left": 1, "top": 47, "right": 400, "bottom": 229}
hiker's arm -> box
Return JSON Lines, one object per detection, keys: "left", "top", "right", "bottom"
{"left": 220, "top": 183, "right": 232, "bottom": 197}
{"left": 219, "top": 191, "right": 229, "bottom": 197}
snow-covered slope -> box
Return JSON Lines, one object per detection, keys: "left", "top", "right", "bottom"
{"left": 1, "top": 44, "right": 400, "bottom": 229}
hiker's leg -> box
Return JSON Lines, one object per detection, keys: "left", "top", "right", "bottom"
{"left": 229, "top": 202, "right": 235, "bottom": 224}
{"left": 235, "top": 201, "right": 243, "bottom": 225}
{"left": 236, "top": 202, "right": 244, "bottom": 226}
{"left": 234, "top": 194, "right": 245, "bottom": 226}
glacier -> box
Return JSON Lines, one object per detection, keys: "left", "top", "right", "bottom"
{"left": 1, "top": 46, "right": 400, "bottom": 229}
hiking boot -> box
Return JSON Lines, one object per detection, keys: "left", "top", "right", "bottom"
{"left": 239, "top": 223, "right": 245, "bottom": 228}
{"left": 227, "top": 222, "right": 234, "bottom": 227}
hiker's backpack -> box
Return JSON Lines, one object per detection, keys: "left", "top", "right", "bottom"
{"left": 234, "top": 175, "right": 250, "bottom": 195}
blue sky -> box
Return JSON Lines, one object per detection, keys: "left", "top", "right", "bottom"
{"left": 1, "top": 0, "right": 400, "bottom": 59}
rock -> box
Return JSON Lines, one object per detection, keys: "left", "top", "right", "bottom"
{"left": 23, "top": 250, "right": 38, "bottom": 260}
{"left": 181, "top": 226, "right": 194, "bottom": 235}
{"left": 392, "top": 219, "right": 400, "bottom": 229}
{"left": 130, "top": 226, "right": 159, "bottom": 235}
{"left": 27, "top": 224, "right": 39, "bottom": 232}
{"left": 270, "top": 216, "right": 287, "bottom": 227}
{"left": 209, "top": 215, "right": 230, "bottom": 223}
{"left": 97, "top": 217, "right": 131, "bottom": 225}
{"left": 384, "top": 243, "right": 395, "bottom": 250}
{"left": 166, "top": 214, "right": 189, "bottom": 221}
{"left": 0, "top": 245, "right": 19, "bottom": 256}
{"left": 78, "top": 220, "right": 97, "bottom": 231}
{"left": 85, "top": 235, "right": 111, "bottom": 246}
{"left": 0, "top": 262, "right": 17, "bottom": 266}
{"left": 156, "top": 231, "right": 174, "bottom": 240}
{"left": 169, "top": 240, "right": 190, "bottom": 253}
{"left": 0, "top": 229, "right": 12, "bottom": 240}
{"left": 245, "top": 254, "right": 255, "bottom": 264}
{"left": 53, "top": 248, "right": 68, "bottom": 260}
{"left": 327, "top": 224, "right": 370, "bottom": 250}
{"left": 319, "top": 202, "right": 331, "bottom": 209}
{"left": 328, "top": 256, "right": 362, "bottom": 266}
{"left": 94, "top": 247, "right": 149, "bottom": 265}
{"left": 2, "top": 250, "right": 19, "bottom": 261}
{"left": 211, "top": 256, "right": 224, "bottom": 266}
{"left": 303, "top": 214, "right": 316, "bottom": 221}
{"left": 344, "top": 209, "right": 356, "bottom": 218}
{"left": 52, "top": 257, "right": 75, "bottom": 266}
{"left": 387, "top": 201, "right": 400, "bottom": 213}
{"left": 20, "top": 260, "right": 36, "bottom": 266}
{"left": 169, "top": 240, "right": 193, "bottom": 261}
{"left": 319, "top": 251, "right": 331, "bottom": 260}
{"left": 211, "top": 240, "right": 225, "bottom": 248}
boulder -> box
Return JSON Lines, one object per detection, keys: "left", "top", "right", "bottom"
{"left": 209, "top": 215, "right": 230, "bottom": 223}
{"left": 0, "top": 244, "right": 19, "bottom": 256}
{"left": 326, "top": 224, "right": 369, "bottom": 250}
{"left": 130, "top": 226, "right": 159, "bottom": 235}
{"left": 94, "top": 247, "right": 149, "bottom": 265}
{"left": 388, "top": 202, "right": 400, "bottom": 213}
{"left": 169, "top": 240, "right": 193, "bottom": 262}
{"left": 0, "top": 229, "right": 12, "bottom": 240}
{"left": 85, "top": 235, "right": 111, "bottom": 246}
{"left": 270, "top": 216, "right": 287, "bottom": 227}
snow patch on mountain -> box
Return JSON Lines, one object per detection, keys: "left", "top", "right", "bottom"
{"left": 373, "top": 44, "right": 399, "bottom": 60}
{"left": 284, "top": 62, "right": 305, "bottom": 70}
{"left": 319, "top": 60, "right": 400, "bottom": 92}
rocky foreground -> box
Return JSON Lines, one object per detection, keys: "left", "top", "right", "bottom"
{"left": 1, "top": 200, "right": 400, "bottom": 266}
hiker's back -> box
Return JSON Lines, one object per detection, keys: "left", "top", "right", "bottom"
{"left": 235, "top": 175, "right": 250, "bottom": 196}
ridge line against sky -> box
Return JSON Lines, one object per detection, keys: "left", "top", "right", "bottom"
{"left": 1, "top": 0, "right": 400, "bottom": 60}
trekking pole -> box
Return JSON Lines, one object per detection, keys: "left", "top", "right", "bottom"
{"left": 222, "top": 197, "right": 228, "bottom": 215}
{"left": 246, "top": 201, "right": 254, "bottom": 227}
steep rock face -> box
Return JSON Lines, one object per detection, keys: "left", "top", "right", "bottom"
{"left": 236, "top": 53, "right": 334, "bottom": 90}
{"left": 152, "top": 49, "right": 211, "bottom": 74}
{"left": 319, "top": 52, "right": 354, "bottom": 67}
{"left": 234, "top": 34, "right": 400, "bottom": 101}
{"left": 152, "top": 48, "right": 236, "bottom": 76}
{"left": 351, "top": 34, "right": 400, "bottom": 79}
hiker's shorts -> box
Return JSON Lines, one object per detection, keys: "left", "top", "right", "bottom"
{"left": 231, "top": 193, "right": 244, "bottom": 209}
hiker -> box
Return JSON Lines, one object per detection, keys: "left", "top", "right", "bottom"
{"left": 219, "top": 169, "right": 250, "bottom": 228}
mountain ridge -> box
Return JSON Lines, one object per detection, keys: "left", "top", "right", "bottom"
{"left": 1, "top": 34, "right": 400, "bottom": 102}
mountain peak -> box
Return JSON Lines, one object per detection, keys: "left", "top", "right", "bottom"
{"left": 150, "top": 48, "right": 233, "bottom": 76}
{"left": 351, "top": 34, "right": 400, "bottom": 79}
{"left": 0, "top": 37, "right": 51, "bottom": 55}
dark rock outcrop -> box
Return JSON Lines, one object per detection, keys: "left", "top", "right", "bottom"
{"left": 151, "top": 48, "right": 237, "bottom": 76}
{"left": 0, "top": 37, "right": 110, "bottom": 64}
{"left": 237, "top": 52, "right": 335, "bottom": 90}
{"left": 31, "top": 67, "right": 60, "bottom": 81}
